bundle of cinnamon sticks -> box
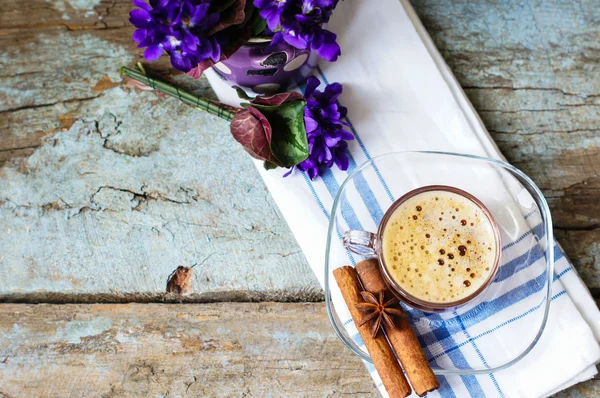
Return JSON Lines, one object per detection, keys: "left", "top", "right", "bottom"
{"left": 333, "top": 259, "right": 440, "bottom": 397}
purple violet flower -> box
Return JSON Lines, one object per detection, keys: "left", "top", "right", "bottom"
{"left": 254, "top": 0, "right": 341, "bottom": 62}
{"left": 254, "top": 0, "right": 288, "bottom": 31}
{"left": 286, "top": 76, "right": 353, "bottom": 179}
{"left": 129, "top": 0, "right": 220, "bottom": 72}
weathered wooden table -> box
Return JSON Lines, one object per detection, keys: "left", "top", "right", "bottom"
{"left": 1, "top": 0, "right": 598, "bottom": 396}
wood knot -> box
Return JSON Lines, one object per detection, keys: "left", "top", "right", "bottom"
{"left": 166, "top": 266, "right": 193, "bottom": 294}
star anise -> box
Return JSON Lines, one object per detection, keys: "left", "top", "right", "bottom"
{"left": 355, "top": 291, "right": 405, "bottom": 338}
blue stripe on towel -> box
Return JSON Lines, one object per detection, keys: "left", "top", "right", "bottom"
{"left": 300, "top": 172, "right": 356, "bottom": 266}
{"left": 495, "top": 242, "right": 544, "bottom": 282}
{"left": 455, "top": 312, "right": 506, "bottom": 398}
{"left": 346, "top": 153, "right": 385, "bottom": 225}
{"left": 424, "top": 313, "right": 484, "bottom": 397}
{"left": 501, "top": 223, "right": 543, "bottom": 251}
{"left": 437, "top": 376, "right": 459, "bottom": 398}
{"left": 321, "top": 168, "right": 363, "bottom": 231}
{"left": 431, "top": 289, "right": 568, "bottom": 362}
{"left": 300, "top": 171, "right": 331, "bottom": 222}
{"left": 415, "top": 331, "right": 459, "bottom": 398}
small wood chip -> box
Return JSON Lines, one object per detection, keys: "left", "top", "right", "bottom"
{"left": 166, "top": 266, "right": 193, "bottom": 294}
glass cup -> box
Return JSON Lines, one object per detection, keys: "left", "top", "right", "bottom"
{"left": 342, "top": 185, "right": 501, "bottom": 312}
{"left": 324, "top": 151, "right": 555, "bottom": 374}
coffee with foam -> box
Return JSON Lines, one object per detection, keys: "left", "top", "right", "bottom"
{"left": 381, "top": 189, "right": 498, "bottom": 304}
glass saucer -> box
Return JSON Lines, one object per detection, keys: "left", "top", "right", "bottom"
{"left": 324, "top": 151, "right": 554, "bottom": 375}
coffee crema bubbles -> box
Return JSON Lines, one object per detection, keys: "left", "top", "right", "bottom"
{"left": 381, "top": 190, "right": 497, "bottom": 304}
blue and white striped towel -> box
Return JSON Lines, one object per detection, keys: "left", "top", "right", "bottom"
{"left": 206, "top": 0, "right": 600, "bottom": 396}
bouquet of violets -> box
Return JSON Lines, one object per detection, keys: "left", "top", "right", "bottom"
{"left": 122, "top": 65, "right": 353, "bottom": 179}
{"left": 125, "top": 0, "right": 352, "bottom": 180}
{"left": 129, "top": 0, "right": 342, "bottom": 76}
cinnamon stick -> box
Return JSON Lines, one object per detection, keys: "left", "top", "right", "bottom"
{"left": 356, "top": 259, "right": 440, "bottom": 396}
{"left": 333, "top": 266, "right": 412, "bottom": 398}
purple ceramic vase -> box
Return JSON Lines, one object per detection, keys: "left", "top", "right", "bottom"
{"left": 212, "top": 37, "right": 318, "bottom": 94}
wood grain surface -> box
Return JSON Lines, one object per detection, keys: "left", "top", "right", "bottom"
{"left": 0, "top": 303, "right": 377, "bottom": 397}
{"left": 0, "top": 0, "right": 598, "bottom": 396}
{"left": 0, "top": 303, "right": 597, "bottom": 397}
{"left": 0, "top": 0, "right": 319, "bottom": 300}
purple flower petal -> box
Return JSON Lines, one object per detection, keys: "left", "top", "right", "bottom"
{"left": 132, "top": 29, "right": 147, "bottom": 43}
{"left": 209, "top": 37, "right": 221, "bottom": 63}
{"left": 165, "top": 2, "right": 182, "bottom": 24}
{"left": 129, "top": 8, "right": 154, "bottom": 29}
{"left": 323, "top": 82, "right": 342, "bottom": 101}
{"left": 265, "top": 9, "right": 284, "bottom": 31}
{"left": 304, "top": 116, "right": 319, "bottom": 133}
{"left": 282, "top": 29, "right": 309, "bottom": 49}
{"left": 304, "top": 76, "right": 321, "bottom": 99}
{"left": 189, "top": 3, "right": 210, "bottom": 26}
{"left": 254, "top": 0, "right": 341, "bottom": 63}
{"left": 314, "top": 30, "right": 341, "bottom": 61}
{"left": 143, "top": 45, "right": 164, "bottom": 61}
{"left": 256, "top": 0, "right": 288, "bottom": 30}
{"left": 129, "top": 0, "right": 223, "bottom": 72}
{"left": 324, "top": 133, "right": 341, "bottom": 147}
{"left": 265, "top": 32, "right": 285, "bottom": 53}
{"left": 315, "top": 0, "right": 337, "bottom": 8}
{"left": 300, "top": 157, "right": 316, "bottom": 169}
{"left": 183, "top": 29, "right": 199, "bottom": 50}
{"left": 341, "top": 129, "right": 354, "bottom": 141}
{"left": 334, "top": 150, "right": 349, "bottom": 171}
{"left": 169, "top": 52, "right": 189, "bottom": 71}
{"left": 161, "top": 35, "right": 180, "bottom": 51}
{"left": 283, "top": 167, "right": 295, "bottom": 177}
{"left": 292, "top": 72, "right": 353, "bottom": 178}
{"left": 150, "top": 0, "right": 168, "bottom": 8}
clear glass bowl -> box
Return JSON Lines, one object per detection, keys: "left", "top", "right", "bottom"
{"left": 324, "top": 151, "right": 554, "bottom": 375}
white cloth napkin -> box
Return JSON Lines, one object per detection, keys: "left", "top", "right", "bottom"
{"left": 205, "top": 0, "right": 600, "bottom": 396}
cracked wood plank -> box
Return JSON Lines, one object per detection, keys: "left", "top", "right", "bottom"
{"left": 0, "top": 302, "right": 597, "bottom": 397}
{"left": 0, "top": 0, "right": 598, "bottom": 299}
{"left": 0, "top": 91, "right": 320, "bottom": 300}
{"left": 0, "top": 303, "right": 378, "bottom": 397}
{"left": 0, "top": 3, "right": 318, "bottom": 300}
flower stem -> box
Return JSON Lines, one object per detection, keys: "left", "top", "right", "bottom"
{"left": 120, "top": 65, "right": 236, "bottom": 122}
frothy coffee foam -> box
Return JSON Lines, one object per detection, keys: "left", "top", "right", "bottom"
{"left": 382, "top": 190, "right": 498, "bottom": 304}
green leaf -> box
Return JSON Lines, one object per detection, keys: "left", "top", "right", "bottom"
{"left": 252, "top": 100, "right": 309, "bottom": 167}
{"left": 264, "top": 161, "right": 278, "bottom": 170}
{"left": 253, "top": 18, "right": 267, "bottom": 37}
